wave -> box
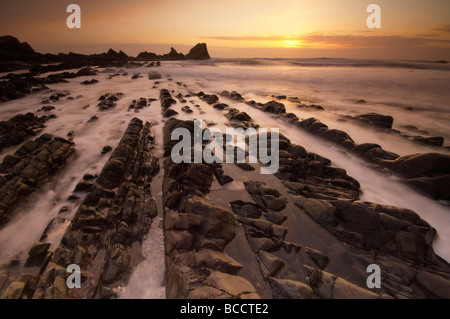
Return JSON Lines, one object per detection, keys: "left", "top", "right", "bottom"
{"left": 207, "top": 58, "right": 450, "bottom": 71}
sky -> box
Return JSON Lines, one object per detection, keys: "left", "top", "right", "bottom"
{"left": 0, "top": 0, "right": 450, "bottom": 59}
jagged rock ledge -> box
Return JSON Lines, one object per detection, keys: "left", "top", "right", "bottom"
{"left": 220, "top": 90, "right": 450, "bottom": 202}
{"left": 194, "top": 89, "right": 450, "bottom": 298}
{"left": 0, "top": 118, "right": 159, "bottom": 299}
{"left": 0, "top": 113, "right": 54, "bottom": 152}
{"left": 162, "top": 117, "right": 260, "bottom": 299}
{"left": 0, "top": 133, "right": 74, "bottom": 226}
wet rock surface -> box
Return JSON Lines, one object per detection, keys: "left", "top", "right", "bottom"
{"left": 204, "top": 88, "right": 450, "bottom": 298}
{"left": 160, "top": 89, "right": 177, "bottom": 118}
{"left": 221, "top": 90, "right": 450, "bottom": 201}
{"left": 0, "top": 67, "right": 98, "bottom": 103}
{"left": 128, "top": 97, "right": 156, "bottom": 112}
{"left": 351, "top": 113, "right": 394, "bottom": 130}
{"left": 0, "top": 118, "right": 159, "bottom": 298}
{"left": 97, "top": 93, "right": 124, "bottom": 111}
{"left": 162, "top": 117, "right": 260, "bottom": 298}
{"left": 0, "top": 134, "right": 75, "bottom": 226}
{"left": 0, "top": 113, "right": 53, "bottom": 152}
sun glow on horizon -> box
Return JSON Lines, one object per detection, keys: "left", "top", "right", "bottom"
{"left": 281, "top": 39, "right": 304, "bottom": 48}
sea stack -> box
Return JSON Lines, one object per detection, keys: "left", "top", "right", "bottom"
{"left": 185, "top": 43, "right": 211, "bottom": 60}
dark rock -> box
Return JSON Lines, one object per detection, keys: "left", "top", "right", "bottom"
{"left": 247, "top": 237, "right": 279, "bottom": 252}
{"left": 264, "top": 211, "right": 287, "bottom": 225}
{"left": 194, "top": 249, "right": 242, "bottom": 274}
{"left": 38, "top": 106, "right": 55, "bottom": 112}
{"left": 284, "top": 113, "right": 299, "bottom": 121}
{"left": 33, "top": 118, "right": 160, "bottom": 298}
{"left": 319, "top": 129, "right": 354, "bottom": 148}
{"left": 0, "top": 134, "right": 75, "bottom": 225}
{"left": 181, "top": 105, "right": 193, "bottom": 113}
{"left": 81, "top": 79, "right": 99, "bottom": 85}
{"left": 77, "top": 68, "right": 97, "bottom": 76}
{"left": 298, "top": 118, "right": 328, "bottom": 134}
{"left": 408, "top": 136, "right": 444, "bottom": 147}
{"left": 101, "top": 146, "right": 112, "bottom": 155}
{"left": 294, "top": 196, "right": 337, "bottom": 227}
{"left": 136, "top": 51, "right": 158, "bottom": 60}
{"left": 234, "top": 163, "right": 255, "bottom": 171}
{"left": 148, "top": 71, "right": 162, "bottom": 80}
{"left": 415, "top": 270, "right": 450, "bottom": 298}
{"left": 220, "top": 91, "right": 244, "bottom": 102}
{"left": 304, "top": 247, "right": 329, "bottom": 269}
{"left": 28, "top": 242, "right": 51, "bottom": 258}
{"left": 185, "top": 164, "right": 214, "bottom": 188}
{"left": 225, "top": 108, "right": 257, "bottom": 129}
{"left": 389, "top": 153, "right": 450, "bottom": 179}
{"left": 404, "top": 175, "right": 450, "bottom": 200}
{"left": 204, "top": 271, "right": 258, "bottom": 298}
{"left": 163, "top": 109, "right": 179, "bottom": 118}
{"left": 307, "top": 153, "right": 331, "bottom": 166}
{"left": 230, "top": 201, "right": 262, "bottom": 219}
{"left": 268, "top": 277, "right": 313, "bottom": 299}
{"left": 200, "top": 94, "right": 219, "bottom": 105}
{"left": 258, "top": 250, "right": 285, "bottom": 277}
{"left": 288, "top": 145, "right": 307, "bottom": 158}
{"left": 74, "top": 179, "right": 93, "bottom": 192}
{"left": 261, "top": 195, "right": 286, "bottom": 211}
{"left": 160, "top": 89, "right": 177, "bottom": 110}
{"left": 97, "top": 93, "right": 123, "bottom": 110}
{"left": 213, "top": 167, "right": 233, "bottom": 185}
{"left": 213, "top": 103, "right": 228, "bottom": 110}
{"left": 87, "top": 115, "right": 98, "bottom": 123}
{"left": 0, "top": 35, "right": 35, "bottom": 56}
{"left": 161, "top": 47, "right": 184, "bottom": 61}
{"left": 0, "top": 113, "right": 51, "bottom": 152}
{"left": 261, "top": 101, "right": 286, "bottom": 114}
{"left": 185, "top": 43, "right": 211, "bottom": 60}
{"left": 244, "top": 180, "right": 287, "bottom": 212}
{"left": 353, "top": 143, "right": 399, "bottom": 162}
{"left": 354, "top": 113, "right": 394, "bottom": 130}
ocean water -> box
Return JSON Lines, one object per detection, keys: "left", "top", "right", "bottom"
{"left": 0, "top": 57, "right": 449, "bottom": 278}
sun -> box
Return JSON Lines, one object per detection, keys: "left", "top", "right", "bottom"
{"left": 281, "top": 40, "right": 303, "bottom": 48}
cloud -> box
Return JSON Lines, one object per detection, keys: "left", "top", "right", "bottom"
{"left": 432, "top": 24, "right": 450, "bottom": 33}
{"left": 300, "top": 33, "right": 450, "bottom": 47}
{"left": 416, "top": 34, "right": 439, "bottom": 38}
{"left": 203, "top": 33, "right": 450, "bottom": 48}
{"left": 203, "top": 36, "right": 288, "bottom": 41}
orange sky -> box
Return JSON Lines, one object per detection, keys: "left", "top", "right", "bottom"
{"left": 1, "top": 0, "right": 449, "bottom": 59}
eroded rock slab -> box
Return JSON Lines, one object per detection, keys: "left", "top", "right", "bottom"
{"left": 0, "top": 134, "right": 75, "bottom": 226}
{"left": 0, "top": 113, "right": 53, "bottom": 152}
{"left": 162, "top": 118, "right": 260, "bottom": 299}
{"left": 15, "top": 118, "right": 161, "bottom": 299}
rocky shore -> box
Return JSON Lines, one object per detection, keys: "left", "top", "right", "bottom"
{"left": 0, "top": 118, "right": 159, "bottom": 298}
{"left": 0, "top": 43, "right": 449, "bottom": 299}
{"left": 219, "top": 90, "right": 450, "bottom": 202}
{"left": 155, "top": 88, "right": 450, "bottom": 299}
{"left": 0, "top": 36, "right": 210, "bottom": 103}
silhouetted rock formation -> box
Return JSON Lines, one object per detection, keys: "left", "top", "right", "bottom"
{"left": 0, "top": 36, "right": 212, "bottom": 74}
{"left": 185, "top": 43, "right": 211, "bottom": 60}
{"left": 0, "top": 35, "right": 59, "bottom": 72}
{"left": 136, "top": 51, "right": 158, "bottom": 60}
{"left": 134, "top": 43, "right": 211, "bottom": 61}
{"left": 161, "top": 47, "right": 185, "bottom": 60}
{"left": 0, "top": 35, "right": 35, "bottom": 56}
